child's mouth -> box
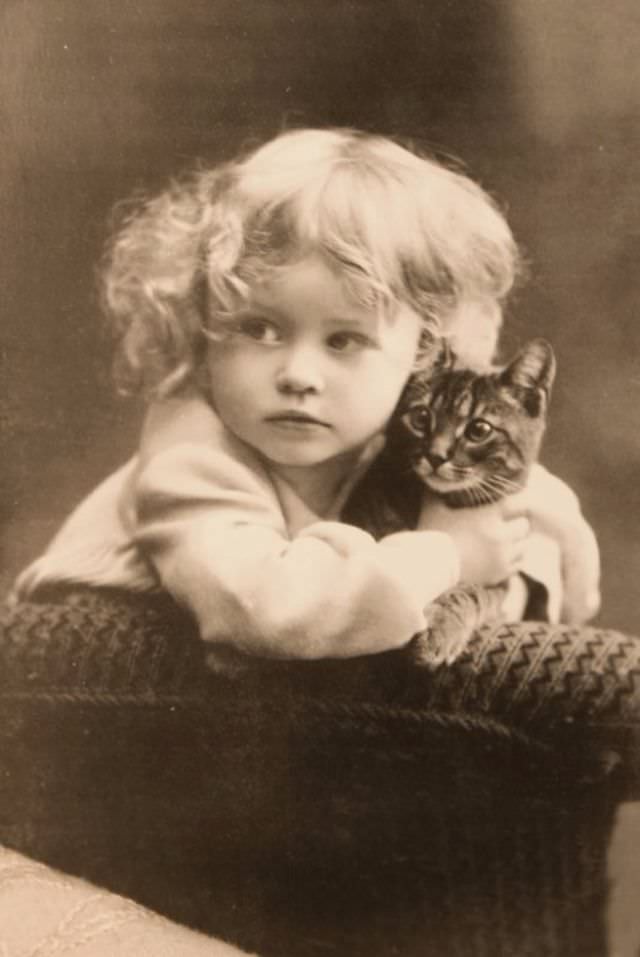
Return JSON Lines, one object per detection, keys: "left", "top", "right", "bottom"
{"left": 266, "top": 412, "right": 330, "bottom": 430}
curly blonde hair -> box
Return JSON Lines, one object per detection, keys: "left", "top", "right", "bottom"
{"left": 101, "top": 128, "right": 520, "bottom": 395}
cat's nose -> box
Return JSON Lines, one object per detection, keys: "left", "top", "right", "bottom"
{"left": 426, "top": 452, "right": 447, "bottom": 471}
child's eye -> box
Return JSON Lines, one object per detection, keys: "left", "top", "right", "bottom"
{"left": 404, "top": 405, "right": 433, "bottom": 435}
{"left": 236, "top": 316, "right": 281, "bottom": 344}
{"left": 327, "top": 331, "right": 370, "bottom": 353}
{"left": 464, "top": 418, "right": 494, "bottom": 443}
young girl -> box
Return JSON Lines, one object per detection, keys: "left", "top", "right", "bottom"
{"left": 13, "top": 128, "right": 600, "bottom": 663}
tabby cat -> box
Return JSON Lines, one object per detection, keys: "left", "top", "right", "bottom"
{"left": 343, "top": 337, "right": 556, "bottom": 667}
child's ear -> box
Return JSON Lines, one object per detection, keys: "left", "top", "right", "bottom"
{"left": 500, "top": 338, "right": 556, "bottom": 394}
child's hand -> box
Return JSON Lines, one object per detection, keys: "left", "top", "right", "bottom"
{"left": 418, "top": 496, "right": 530, "bottom": 586}
{"left": 504, "top": 465, "right": 601, "bottom": 623}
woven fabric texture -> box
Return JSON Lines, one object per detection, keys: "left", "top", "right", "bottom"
{"left": 0, "top": 587, "right": 639, "bottom": 956}
{"left": 3, "top": 587, "right": 640, "bottom": 745}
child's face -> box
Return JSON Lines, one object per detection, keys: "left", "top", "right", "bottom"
{"left": 205, "top": 255, "right": 421, "bottom": 471}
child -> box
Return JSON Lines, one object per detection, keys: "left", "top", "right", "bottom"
{"left": 13, "top": 128, "right": 600, "bottom": 664}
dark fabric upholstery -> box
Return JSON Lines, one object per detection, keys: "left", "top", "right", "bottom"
{"left": 1, "top": 587, "right": 639, "bottom": 956}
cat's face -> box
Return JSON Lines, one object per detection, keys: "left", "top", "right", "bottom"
{"left": 389, "top": 338, "right": 556, "bottom": 506}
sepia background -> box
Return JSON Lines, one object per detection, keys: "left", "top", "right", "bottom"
{"left": 2, "top": 0, "right": 639, "bottom": 632}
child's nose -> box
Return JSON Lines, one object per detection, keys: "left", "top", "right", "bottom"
{"left": 275, "top": 348, "right": 324, "bottom": 395}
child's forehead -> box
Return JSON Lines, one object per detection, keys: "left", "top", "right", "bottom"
{"left": 242, "top": 255, "right": 401, "bottom": 319}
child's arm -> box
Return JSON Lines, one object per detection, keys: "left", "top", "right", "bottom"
{"left": 504, "top": 464, "right": 601, "bottom": 624}
{"left": 133, "top": 437, "right": 461, "bottom": 661}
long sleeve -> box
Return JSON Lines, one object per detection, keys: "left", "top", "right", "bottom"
{"left": 132, "top": 439, "right": 460, "bottom": 659}
{"left": 12, "top": 393, "right": 461, "bottom": 657}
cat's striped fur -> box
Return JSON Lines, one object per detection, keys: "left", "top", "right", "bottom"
{"left": 343, "top": 338, "right": 556, "bottom": 666}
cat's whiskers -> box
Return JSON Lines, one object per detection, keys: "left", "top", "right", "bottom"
{"left": 479, "top": 485, "right": 498, "bottom": 506}
{"left": 470, "top": 472, "right": 524, "bottom": 506}
{"left": 483, "top": 474, "right": 523, "bottom": 496}
{"left": 468, "top": 483, "right": 496, "bottom": 506}
{"left": 448, "top": 465, "right": 472, "bottom": 478}
{"left": 424, "top": 466, "right": 474, "bottom": 491}
{"left": 462, "top": 485, "right": 481, "bottom": 506}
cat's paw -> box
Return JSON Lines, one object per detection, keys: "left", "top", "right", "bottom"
{"left": 410, "top": 604, "right": 475, "bottom": 669}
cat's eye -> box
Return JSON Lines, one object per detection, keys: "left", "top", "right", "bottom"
{"left": 405, "top": 405, "right": 433, "bottom": 435}
{"left": 464, "top": 419, "right": 494, "bottom": 443}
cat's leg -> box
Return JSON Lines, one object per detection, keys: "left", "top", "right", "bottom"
{"left": 411, "top": 584, "right": 508, "bottom": 668}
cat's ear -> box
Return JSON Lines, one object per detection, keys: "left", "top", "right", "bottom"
{"left": 499, "top": 338, "right": 556, "bottom": 415}
{"left": 500, "top": 338, "right": 556, "bottom": 392}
